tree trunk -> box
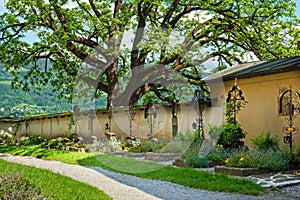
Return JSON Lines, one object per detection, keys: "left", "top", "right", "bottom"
{"left": 106, "top": 61, "right": 119, "bottom": 110}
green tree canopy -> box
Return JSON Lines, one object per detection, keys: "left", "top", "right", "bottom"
{"left": 1, "top": 0, "right": 299, "bottom": 110}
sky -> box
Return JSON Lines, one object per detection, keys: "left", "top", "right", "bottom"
{"left": 297, "top": 1, "right": 300, "bottom": 16}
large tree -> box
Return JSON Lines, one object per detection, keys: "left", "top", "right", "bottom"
{"left": 1, "top": 0, "right": 299, "bottom": 111}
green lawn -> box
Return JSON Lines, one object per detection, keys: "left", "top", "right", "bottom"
{"left": 0, "top": 144, "right": 264, "bottom": 195}
{"left": 0, "top": 159, "right": 112, "bottom": 200}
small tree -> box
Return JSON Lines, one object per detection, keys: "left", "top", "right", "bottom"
{"left": 217, "top": 95, "right": 247, "bottom": 150}
{"left": 218, "top": 123, "right": 246, "bottom": 149}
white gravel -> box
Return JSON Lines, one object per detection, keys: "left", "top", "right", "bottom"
{"left": 89, "top": 166, "right": 300, "bottom": 200}
{"left": 1, "top": 153, "right": 300, "bottom": 200}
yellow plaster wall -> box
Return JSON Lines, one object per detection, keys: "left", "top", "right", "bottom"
{"left": 223, "top": 70, "right": 300, "bottom": 147}
{"left": 15, "top": 104, "right": 193, "bottom": 141}
{"left": 21, "top": 116, "right": 72, "bottom": 139}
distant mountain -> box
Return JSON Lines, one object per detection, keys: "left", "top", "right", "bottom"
{"left": 0, "top": 68, "right": 73, "bottom": 117}
{"left": 0, "top": 61, "right": 106, "bottom": 117}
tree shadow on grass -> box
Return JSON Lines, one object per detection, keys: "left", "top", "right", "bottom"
{"left": 77, "top": 153, "right": 166, "bottom": 174}
{"left": 0, "top": 144, "right": 62, "bottom": 159}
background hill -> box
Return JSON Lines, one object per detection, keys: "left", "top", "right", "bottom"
{"left": 0, "top": 66, "right": 73, "bottom": 117}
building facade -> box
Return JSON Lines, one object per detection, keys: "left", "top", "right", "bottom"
{"left": 205, "top": 56, "right": 300, "bottom": 147}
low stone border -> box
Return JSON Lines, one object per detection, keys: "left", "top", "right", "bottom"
{"left": 113, "top": 152, "right": 148, "bottom": 158}
{"left": 113, "top": 152, "right": 182, "bottom": 162}
{"left": 215, "top": 165, "right": 269, "bottom": 176}
{"left": 208, "top": 160, "right": 224, "bottom": 167}
{"left": 42, "top": 145, "right": 85, "bottom": 152}
{"left": 145, "top": 153, "right": 182, "bottom": 162}
{"left": 68, "top": 146, "right": 86, "bottom": 152}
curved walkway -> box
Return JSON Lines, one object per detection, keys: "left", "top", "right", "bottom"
{"left": 1, "top": 153, "right": 300, "bottom": 200}
{"left": 0, "top": 153, "right": 159, "bottom": 200}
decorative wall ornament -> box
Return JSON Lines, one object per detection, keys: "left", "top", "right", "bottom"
{"left": 280, "top": 85, "right": 300, "bottom": 151}
{"left": 144, "top": 103, "right": 157, "bottom": 138}
{"left": 73, "top": 105, "right": 81, "bottom": 134}
{"left": 192, "top": 87, "right": 211, "bottom": 139}
{"left": 279, "top": 86, "right": 300, "bottom": 116}
{"left": 127, "top": 105, "right": 136, "bottom": 136}
{"left": 226, "top": 78, "right": 245, "bottom": 125}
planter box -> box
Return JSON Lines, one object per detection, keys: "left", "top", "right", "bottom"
{"left": 208, "top": 160, "right": 224, "bottom": 167}
{"left": 215, "top": 165, "right": 269, "bottom": 176}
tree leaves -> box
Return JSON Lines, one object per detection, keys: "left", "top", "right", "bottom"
{"left": 0, "top": 0, "right": 299, "bottom": 109}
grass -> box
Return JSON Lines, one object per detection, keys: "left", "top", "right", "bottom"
{"left": 0, "top": 159, "right": 112, "bottom": 200}
{"left": 0, "top": 144, "right": 264, "bottom": 195}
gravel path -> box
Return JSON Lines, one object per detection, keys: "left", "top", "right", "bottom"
{"left": 1, "top": 153, "right": 300, "bottom": 200}
{"left": 0, "top": 153, "right": 159, "bottom": 200}
{"left": 90, "top": 166, "right": 300, "bottom": 200}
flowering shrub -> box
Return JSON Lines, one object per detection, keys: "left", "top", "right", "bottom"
{"left": 238, "top": 157, "right": 245, "bottom": 166}
{"left": 46, "top": 137, "right": 73, "bottom": 149}
{"left": 74, "top": 143, "right": 86, "bottom": 148}
{"left": 225, "top": 158, "right": 230, "bottom": 165}
{"left": 184, "top": 153, "right": 209, "bottom": 168}
{"left": 103, "top": 136, "right": 122, "bottom": 152}
{"left": 251, "top": 130, "right": 279, "bottom": 151}
{"left": 62, "top": 132, "right": 80, "bottom": 143}
{"left": 207, "top": 146, "right": 230, "bottom": 161}
{"left": 128, "top": 139, "right": 163, "bottom": 152}
{"left": 0, "top": 173, "right": 47, "bottom": 200}
{"left": 28, "top": 135, "right": 46, "bottom": 145}
{"left": 224, "top": 150, "right": 288, "bottom": 171}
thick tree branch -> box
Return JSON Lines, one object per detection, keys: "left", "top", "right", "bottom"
{"left": 80, "top": 76, "right": 108, "bottom": 93}
{"left": 50, "top": 0, "right": 69, "bottom": 32}
{"left": 161, "top": 0, "right": 181, "bottom": 28}
{"left": 169, "top": 6, "right": 201, "bottom": 28}
{"left": 88, "top": 0, "right": 102, "bottom": 21}
{"left": 128, "top": 83, "right": 160, "bottom": 106}
{"left": 131, "top": 1, "right": 153, "bottom": 69}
